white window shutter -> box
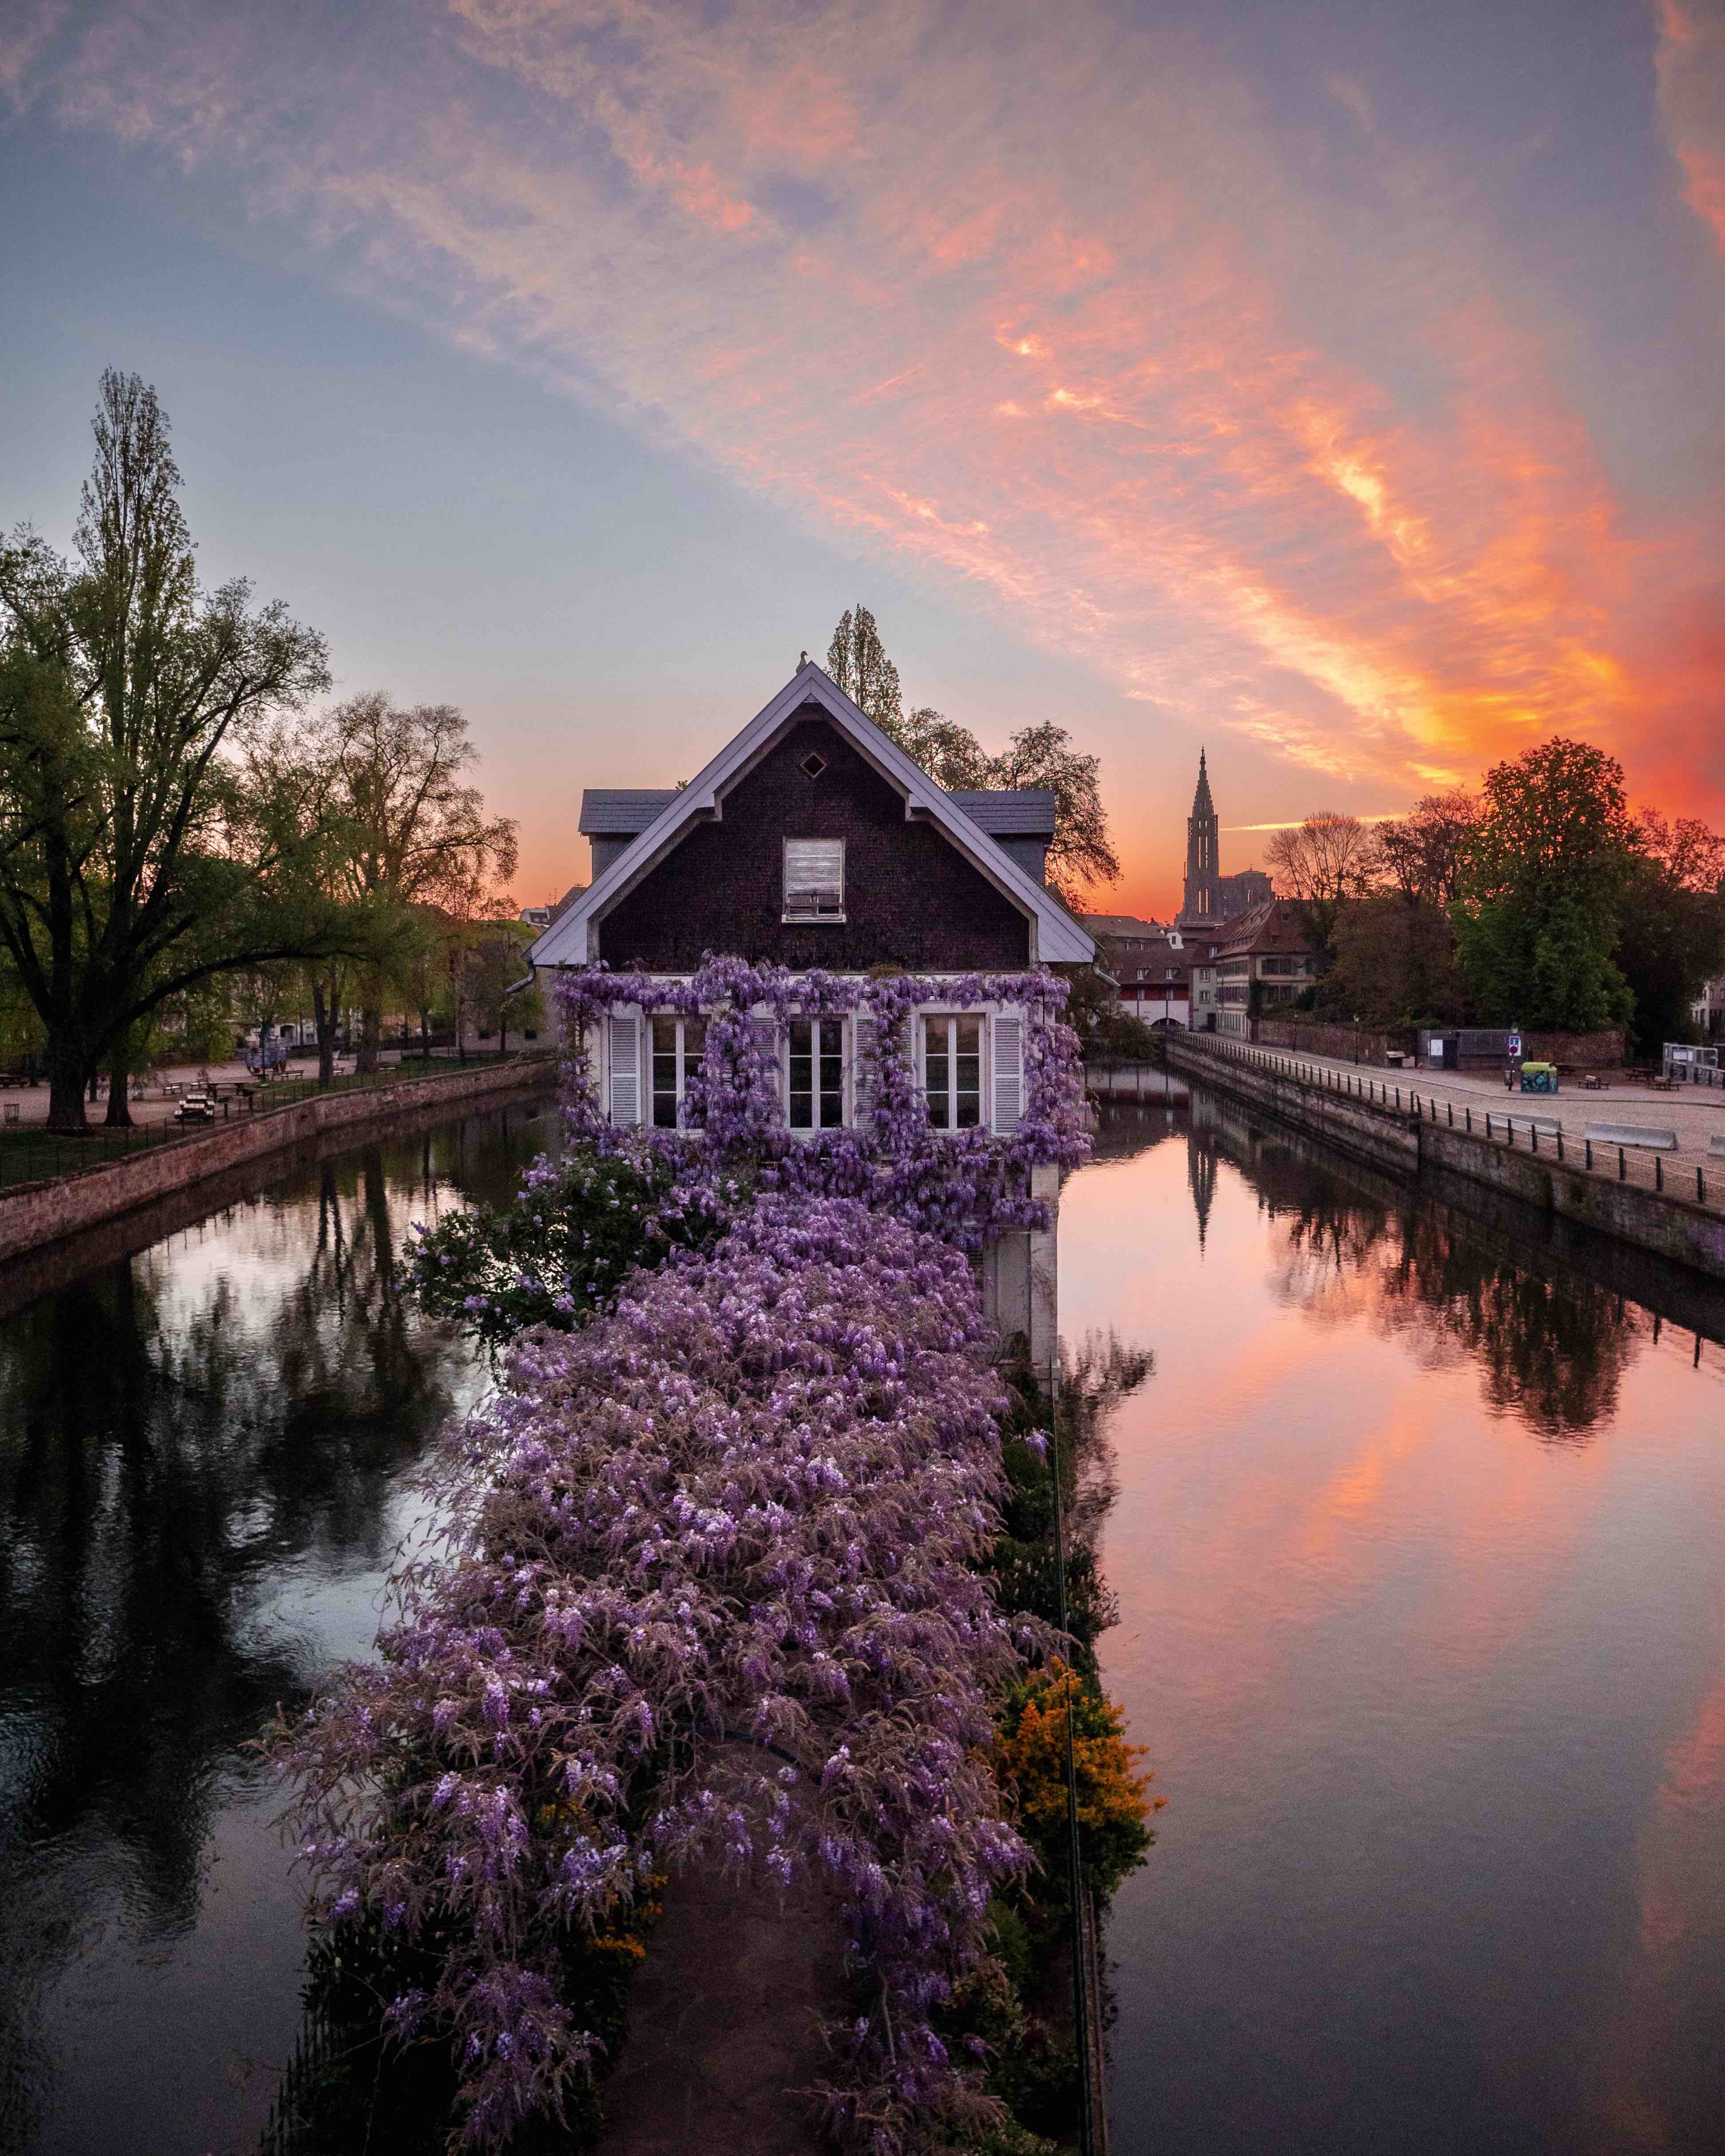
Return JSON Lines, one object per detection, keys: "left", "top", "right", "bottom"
{"left": 851, "top": 1013, "right": 877, "bottom": 1125}
{"left": 608, "top": 1012, "right": 641, "bottom": 1125}
{"left": 750, "top": 1016, "right": 780, "bottom": 1102}
{"left": 992, "top": 1012, "right": 1024, "bottom": 1133}
{"left": 783, "top": 839, "right": 844, "bottom": 920}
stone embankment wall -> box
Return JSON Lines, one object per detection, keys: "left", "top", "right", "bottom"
{"left": 1159, "top": 1035, "right": 1725, "bottom": 1283}
{"left": 0, "top": 1057, "right": 554, "bottom": 1264}
{"left": 1161, "top": 1036, "right": 1420, "bottom": 1179}
{"left": 1253, "top": 1019, "right": 1415, "bottom": 1066}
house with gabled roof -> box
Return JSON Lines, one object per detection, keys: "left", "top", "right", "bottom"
{"left": 528, "top": 659, "right": 1092, "bottom": 1140}
{"left": 1210, "top": 899, "right": 1316, "bottom": 1038}
{"left": 526, "top": 661, "right": 1089, "bottom": 1354}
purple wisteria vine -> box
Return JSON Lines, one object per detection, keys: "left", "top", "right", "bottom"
{"left": 557, "top": 956, "right": 1088, "bottom": 1231}
{"left": 281, "top": 1200, "right": 1049, "bottom": 2150}
{"left": 284, "top": 957, "right": 1104, "bottom": 2150}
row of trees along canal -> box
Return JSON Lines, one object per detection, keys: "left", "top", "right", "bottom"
{"left": 0, "top": 372, "right": 522, "bottom": 1133}
{"left": 821, "top": 608, "right": 1725, "bottom": 1064}
{"left": 1257, "top": 754, "right": 1725, "bottom": 1054}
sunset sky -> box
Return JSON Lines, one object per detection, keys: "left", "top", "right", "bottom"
{"left": 3, "top": 0, "right": 1723, "bottom": 918}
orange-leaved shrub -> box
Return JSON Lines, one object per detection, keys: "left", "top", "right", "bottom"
{"left": 996, "top": 1660, "right": 1162, "bottom": 1906}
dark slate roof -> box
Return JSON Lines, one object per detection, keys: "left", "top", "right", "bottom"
{"left": 945, "top": 789, "right": 1057, "bottom": 836}
{"left": 579, "top": 789, "right": 679, "bottom": 834}
{"left": 1083, "top": 913, "right": 1166, "bottom": 940}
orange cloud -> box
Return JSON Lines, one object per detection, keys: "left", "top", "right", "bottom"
{"left": 25, "top": 0, "right": 1725, "bottom": 834}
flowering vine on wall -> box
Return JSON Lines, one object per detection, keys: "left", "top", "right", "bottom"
{"left": 284, "top": 956, "right": 1116, "bottom": 2152}
{"left": 555, "top": 957, "right": 1090, "bottom": 1240}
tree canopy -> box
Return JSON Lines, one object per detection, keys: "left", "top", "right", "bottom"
{"left": 1451, "top": 738, "right": 1637, "bottom": 1033}
{"left": 1261, "top": 811, "right": 1375, "bottom": 968}
{"left": 824, "top": 603, "right": 1119, "bottom": 908}
{"left": 0, "top": 370, "right": 350, "bottom": 1127}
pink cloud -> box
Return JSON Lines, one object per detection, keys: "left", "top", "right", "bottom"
{"left": 21, "top": 0, "right": 1725, "bottom": 850}
{"left": 1657, "top": 0, "right": 1725, "bottom": 256}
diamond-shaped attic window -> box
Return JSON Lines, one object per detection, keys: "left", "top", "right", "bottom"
{"left": 800, "top": 752, "right": 828, "bottom": 778}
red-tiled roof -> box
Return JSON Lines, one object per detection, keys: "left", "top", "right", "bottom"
{"left": 1211, "top": 899, "right": 1314, "bottom": 958}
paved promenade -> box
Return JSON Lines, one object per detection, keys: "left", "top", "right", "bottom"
{"left": 1223, "top": 1041, "right": 1725, "bottom": 1161}
{"left": 1161, "top": 1034, "right": 1725, "bottom": 1219}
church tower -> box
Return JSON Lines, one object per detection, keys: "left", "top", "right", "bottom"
{"left": 1182, "top": 749, "right": 1221, "bottom": 921}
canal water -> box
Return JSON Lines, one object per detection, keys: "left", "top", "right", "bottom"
{"left": 1075, "top": 1092, "right": 1725, "bottom": 2156}
{"left": 3, "top": 1081, "right": 1723, "bottom": 2152}
{"left": 0, "top": 1096, "right": 558, "bottom": 2156}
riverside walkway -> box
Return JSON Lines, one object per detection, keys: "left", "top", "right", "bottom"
{"left": 1138, "top": 1033, "right": 1725, "bottom": 1216}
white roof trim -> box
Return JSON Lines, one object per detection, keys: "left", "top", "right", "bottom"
{"left": 529, "top": 665, "right": 1095, "bottom": 969}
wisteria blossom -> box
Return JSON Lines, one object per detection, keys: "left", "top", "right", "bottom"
{"left": 555, "top": 957, "right": 1089, "bottom": 1234}
{"left": 282, "top": 1198, "right": 1054, "bottom": 2149}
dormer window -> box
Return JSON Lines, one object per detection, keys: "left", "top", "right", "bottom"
{"left": 784, "top": 838, "right": 844, "bottom": 923}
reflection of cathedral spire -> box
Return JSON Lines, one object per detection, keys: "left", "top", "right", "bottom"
{"left": 1188, "top": 1134, "right": 1217, "bottom": 1251}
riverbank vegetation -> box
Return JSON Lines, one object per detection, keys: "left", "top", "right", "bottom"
{"left": 268, "top": 968, "right": 1157, "bottom": 2153}
{"left": 0, "top": 372, "right": 526, "bottom": 1129}
{"left": 1274, "top": 740, "right": 1725, "bottom": 1052}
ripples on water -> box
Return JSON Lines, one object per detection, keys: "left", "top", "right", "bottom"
{"left": 1076, "top": 1090, "right": 1725, "bottom": 2156}
{"left": 3, "top": 1083, "right": 1723, "bottom": 2154}
{"left": 0, "top": 1103, "right": 556, "bottom": 2155}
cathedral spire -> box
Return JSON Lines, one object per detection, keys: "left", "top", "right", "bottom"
{"left": 1182, "top": 747, "right": 1221, "bottom": 920}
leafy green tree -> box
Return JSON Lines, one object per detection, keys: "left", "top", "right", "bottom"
{"left": 826, "top": 602, "right": 903, "bottom": 729}
{"left": 320, "top": 692, "right": 518, "bottom": 1070}
{"left": 1451, "top": 738, "right": 1637, "bottom": 1033}
{"left": 825, "top": 604, "right": 1119, "bottom": 907}
{"left": 1613, "top": 810, "right": 1725, "bottom": 1054}
{"left": 0, "top": 371, "right": 343, "bottom": 1128}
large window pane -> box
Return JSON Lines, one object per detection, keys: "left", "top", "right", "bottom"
{"left": 788, "top": 1016, "right": 843, "bottom": 1129}
{"left": 924, "top": 1014, "right": 984, "bottom": 1133}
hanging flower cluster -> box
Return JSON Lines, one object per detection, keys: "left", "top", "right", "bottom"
{"left": 412, "top": 957, "right": 1089, "bottom": 1340}
{"left": 566, "top": 955, "right": 1087, "bottom": 1229}
{"left": 281, "top": 1198, "right": 1047, "bottom": 2150}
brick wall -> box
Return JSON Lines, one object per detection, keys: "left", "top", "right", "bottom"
{"left": 0, "top": 1057, "right": 551, "bottom": 1265}
{"left": 595, "top": 711, "right": 1032, "bottom": 973}
{"left": 1255, "top": 1018, "right": 1417, "bottom": 1065}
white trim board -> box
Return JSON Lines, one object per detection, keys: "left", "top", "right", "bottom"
{"left": 528, "top": 663, "right": 1095, "bottom": 970}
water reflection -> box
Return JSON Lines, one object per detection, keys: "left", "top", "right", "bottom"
{"left": 1091, "top": 1093, "right": 1659, "bottom": 1440}
{"left": 1070, "top": 1084, "right": 1725, "bottom": 2156}
{"left": 0, "top": 1100, "right": 554, "bottom": 2154}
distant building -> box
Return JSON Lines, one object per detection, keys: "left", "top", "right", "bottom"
{"left": 1694, "top": 976, "right": 1725, "bottom": 1043}
{"left": 1210, "top": 900, "right": 1317, "bottom": 1039}
{"left": 1177, "top": 751, "right": 1272, "bottom": 927}
{"left": 1119, "top": 934, "right": 1193, "bottom": 1028}
{"left": 520, "top": 884, "right": 588, "bottom": 931}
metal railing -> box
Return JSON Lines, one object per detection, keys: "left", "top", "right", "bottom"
{"left": 1176, "top": 1033, "right": 1722, "bottom": 1216}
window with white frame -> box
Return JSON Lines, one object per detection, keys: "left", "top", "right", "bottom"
{"left": 787, "top": 1016, "right": 846, "bottom": 1128}
{"left": 922, "top": 1013, "right": 984, "bottom": 1131}
{"left": 783, "top": 838, "right": 845, "bottom": 923}
{"left": 650, "top": 1013, "right": 705, "bottom": 1128}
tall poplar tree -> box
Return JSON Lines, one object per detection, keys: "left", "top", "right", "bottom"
{"left": 0, "top": 371, "right": 339, "bottom": 1128}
